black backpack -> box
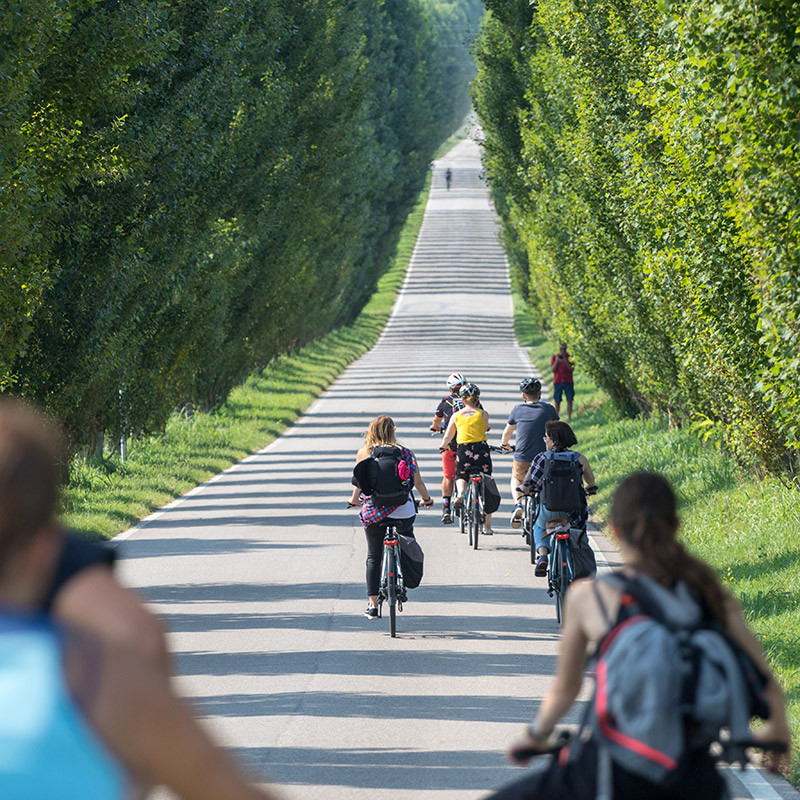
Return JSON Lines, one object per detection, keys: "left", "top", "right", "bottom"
{"left": 398, "top": 534, "right": 424, "bottom": 589}
{"left": 540, "top": 450, "right": 583, "bottom": 512}
{"left": 352, "top": 445, "right": 413, "bottom": 507}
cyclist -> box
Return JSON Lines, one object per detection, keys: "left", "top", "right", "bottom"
{"left": 491, "top": 471, "right": 789, "bottom": 800}
{"left": 430, "top": 372, "right": 467, "bottom": 524}
{"left": 0, "top": 400, "right": 281, "bottom": 800}
{"left": 500, "top": 377, "right": 559, "bottom": 530}
{"left": 440, "top": 382, "right": 494, "bottom": 535}
{"left": 348, "top": 415, "right": 433, "bottom": 619}
{"left": 522, "top": 420, "right": 596, "bottom": 577}
{"left": 445, "top": 167, "right": 452, "bottom": 189}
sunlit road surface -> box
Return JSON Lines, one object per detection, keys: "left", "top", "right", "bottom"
{"left": 118, "top": 138, "right": 797, "bottom": 800}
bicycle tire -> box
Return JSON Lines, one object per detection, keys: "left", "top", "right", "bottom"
{"left": 387, "top": 547, "right": 397, "bottom": 637}
{"left": 471, "top": 484, "right": 480, "bottom": 550}
{"left": 465, "top": 483, "right": 474, "bottom": 547}
{"left": 528, "top": 499, "right": 537, "bottom": 564}
{"left": 554, "top": 541, "right": 569, "bottom": 626}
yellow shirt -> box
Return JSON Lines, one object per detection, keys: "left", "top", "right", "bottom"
{"left": 455, "top": 409, "right": 487, "bottom": 444}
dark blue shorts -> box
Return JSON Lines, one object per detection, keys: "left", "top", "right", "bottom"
{"left": 554, "top": 382, "right": 574, "bottom": 403}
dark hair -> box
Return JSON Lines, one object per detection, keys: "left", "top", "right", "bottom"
{"left": 0, "top": 400, "right": 62, "bottom": 569}
{"left": 609, "top": 472, "right": 728, "bottom": 621}
{"left": 545, "top": 420, "right": 577, "bottom": 450}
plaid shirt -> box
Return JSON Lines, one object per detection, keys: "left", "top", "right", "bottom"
{"left": 524, "top": 450, "right": 587, "bottom": 529}
{"left": 358, "top": 447, "right": 417, "bottom": 528}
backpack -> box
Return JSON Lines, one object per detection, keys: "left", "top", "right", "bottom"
{"left": 352, "top": 445, "right": 412, "bottom": 507}
{"left": 398, "top": 534, "right": 424, "bottom": 589}
{"left": 580, "top": 573, "right": 769, "bottom": 793}
{"left": 482, "top": 474, "right": 501, "bottom": 514}
{"left": 541, "top": 450, "right": 583, "bottom": 512}
{"left": 569, "top": 528, "right": 597, "bottom": 579}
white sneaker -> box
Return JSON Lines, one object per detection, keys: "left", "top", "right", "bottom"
{"left": 510, "top": 505, "right": 523, "bottom": 529}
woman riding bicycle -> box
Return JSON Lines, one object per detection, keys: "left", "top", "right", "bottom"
{"left": 348, "top": 415, "right": 433, "bottom": 619}
{"left": 490, "top": 471, "right": 790, "bottom": 800}
{"left": 440, "top": 382, "right": 494, "bottom": 534}
{"left": 523, "top": 420, "right": 596, "bottom": 577}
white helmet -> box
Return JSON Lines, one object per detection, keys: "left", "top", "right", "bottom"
{"left": 446, "top": 372, "right": 466, "bottom": 391}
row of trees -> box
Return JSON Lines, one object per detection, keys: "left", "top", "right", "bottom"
{"left": 473, "top": 0, "right": 800, "bottom": 476}
{"left": 1, "top": 0, "right": 482, "bottom": 453}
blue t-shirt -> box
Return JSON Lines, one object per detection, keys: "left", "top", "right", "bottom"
{"left": 507, "top": 401, "right": 559, "bottom": 461}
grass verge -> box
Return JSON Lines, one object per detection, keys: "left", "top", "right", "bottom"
{"left": 514, "top": 292, "right": 800, "bottom": 784}
{"left": 63, "top": 173, "right": 433, "bottom": 538}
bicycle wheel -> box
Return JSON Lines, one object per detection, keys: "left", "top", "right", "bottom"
{"left": 471, "top": 483, "right": 481, "bottom": 550}
{"left": 387, "top": 547, "right": 397, "bottom": 637}
{"left": 553, "top": 541, "right": 568, "bottom": 626}
{"left": 528, "top": 499, "right": 538, "bottom": 564}
{"left": 464, "top": 483, "right": 474, "bottom": 547}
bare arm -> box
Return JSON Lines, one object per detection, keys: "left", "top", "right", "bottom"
{"left": 441, "top": 415, "right": 457, "bottom": 449}
{"left": 483, "top": 410, "right": 490, "bottom": 433}
{"left": 507, "top": 581, "right": 592, "bottom": 762}
{"left": 53, "top": 565, "right": 171, "bottom": 677}
{"left": 430, "top": 413, "right": 444, "bottom": 431}
{"left": 578, "top": 454, "right": 596, "bottom": 489}
{"left": 410, "top": 451, "right": 433, "bottom": 505}
{"left": 501, "top": 422, "right": 515, "bottom": 448}
{"left": 92, "top": 644, "right": 281, "bottom": 800}
{"left": 721, "top": 592, "right": 790, "bottom": 758}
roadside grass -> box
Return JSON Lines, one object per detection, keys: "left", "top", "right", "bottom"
{"left": 514, "top": 293, "right": 800, "bottom": 783}
{"left": 63, "top": 173, "right": 432, "bottom": 538}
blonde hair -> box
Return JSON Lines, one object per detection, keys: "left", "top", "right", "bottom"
{"left": 364, "top": 415, "right": 399, "bottom": 448}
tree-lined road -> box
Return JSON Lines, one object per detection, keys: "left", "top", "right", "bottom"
{"left": 117, "top": 139, "right": 795, "bottom": 800}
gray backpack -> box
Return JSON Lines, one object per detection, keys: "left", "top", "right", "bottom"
{"left": 579, "top": 573, "right": 769, "bottom": 797}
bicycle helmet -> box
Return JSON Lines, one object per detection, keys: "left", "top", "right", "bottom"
{"left": 458, "top": 382, "right": 480, "bottom": 399}
{"left": 519, "top": 377, "right": 541, "bottom": 395}
{"left": 446, "top": 372, "right": 466, "bottom": 391}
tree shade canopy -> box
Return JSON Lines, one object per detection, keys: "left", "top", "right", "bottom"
{"left": 472, "top": 0, "right": 800, "bottom": 476}
{"left": 1, "top": 0, "right": 482, "bottom": 451}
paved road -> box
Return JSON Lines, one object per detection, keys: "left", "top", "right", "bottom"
{"left": 118, "top": 139, "right": 796, "bottom": 800}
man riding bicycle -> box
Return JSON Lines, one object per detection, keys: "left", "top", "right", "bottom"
{"left": 430, "top": 372, "right": 467, "bottom": 524}
{"left": 500, "top": 378, "right": 559, "bottom": 530}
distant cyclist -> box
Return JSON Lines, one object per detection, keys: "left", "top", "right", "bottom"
{"left": 348, "top": 415, "right": 433, "bottom": 619}
{"left": 445, "top": 168, "right": 452, "bottom": 190}
{"left": 440, "top": 382, "right": 494, "bottom": 535}
{"left": 523, "top": 420, "right": 596, "bottom": 577}
{"left": 430, "top": 372, "right": 467, "bottom": 524}
{"left": 500, "top": 378, "right": 559, "bottom": 530}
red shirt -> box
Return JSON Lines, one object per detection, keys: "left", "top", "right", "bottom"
{"left": 551, "top": 353, "right": 574, "bottom": 383}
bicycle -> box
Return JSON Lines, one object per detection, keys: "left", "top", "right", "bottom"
{"left": 376, "top": 520, "right": 407, "bottom": 637}
{"left": 453, "top": 445, "right": 508, "bottom": 550}
{"left": 515, "top": 485, "right": 539, "bottom": 562}
{"left": 545, "top": 516, "right": 576, "bottom": 625}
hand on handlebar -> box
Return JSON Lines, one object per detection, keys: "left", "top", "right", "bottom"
{"left": 419, "top": 497, "right": 434, "bottom": 509}
{"left": 586, "top": 485, "right": 598, "bottom": 496}
{"left": 500, "top": 443, "right": 514, "bottom": 452}
{"left": 508, "top": 730, "right": 569, "bottom": 765}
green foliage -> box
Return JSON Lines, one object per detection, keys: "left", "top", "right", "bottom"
{"left": 63, "top": 170, "right": 431, "bottom": 536}
{"left": 473, "top": 0, "right": 800, "bottom": 477}
{"left": 1, "top": 0, "right": 480, "bottom": 450}
{"left": 517, "top": 302, "right": 800, "bottom": 783}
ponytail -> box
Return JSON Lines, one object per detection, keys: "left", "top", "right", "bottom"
{"left": 610, "top": 472, "right": 728, "bottom": 621}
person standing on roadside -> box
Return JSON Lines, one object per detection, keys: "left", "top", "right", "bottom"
{"left": 551, "top": 343, "right": 575, "bottom": 420}
{"left": 430, "top": 372, "right": 467, "bottom": 524}
{"left": 500, "top": 378, "right": 559, "bottom": 530}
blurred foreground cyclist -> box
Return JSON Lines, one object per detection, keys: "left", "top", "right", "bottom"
{"left": 488, "top": 471, "right": 789, "bottom": 800}
{"left": 0, "top": 400, "right": 282, "bottom": 800}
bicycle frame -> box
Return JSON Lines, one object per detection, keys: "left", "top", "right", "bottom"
{"left": 463, "top": 470, "right": 485, "bottom": 549}
{"left": 377, "top": 525, "right": 407, "bottom": 637}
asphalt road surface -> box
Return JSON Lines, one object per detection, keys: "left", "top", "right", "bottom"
{"left": 118, "top": 139, "right": 797, "bottom": 800}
